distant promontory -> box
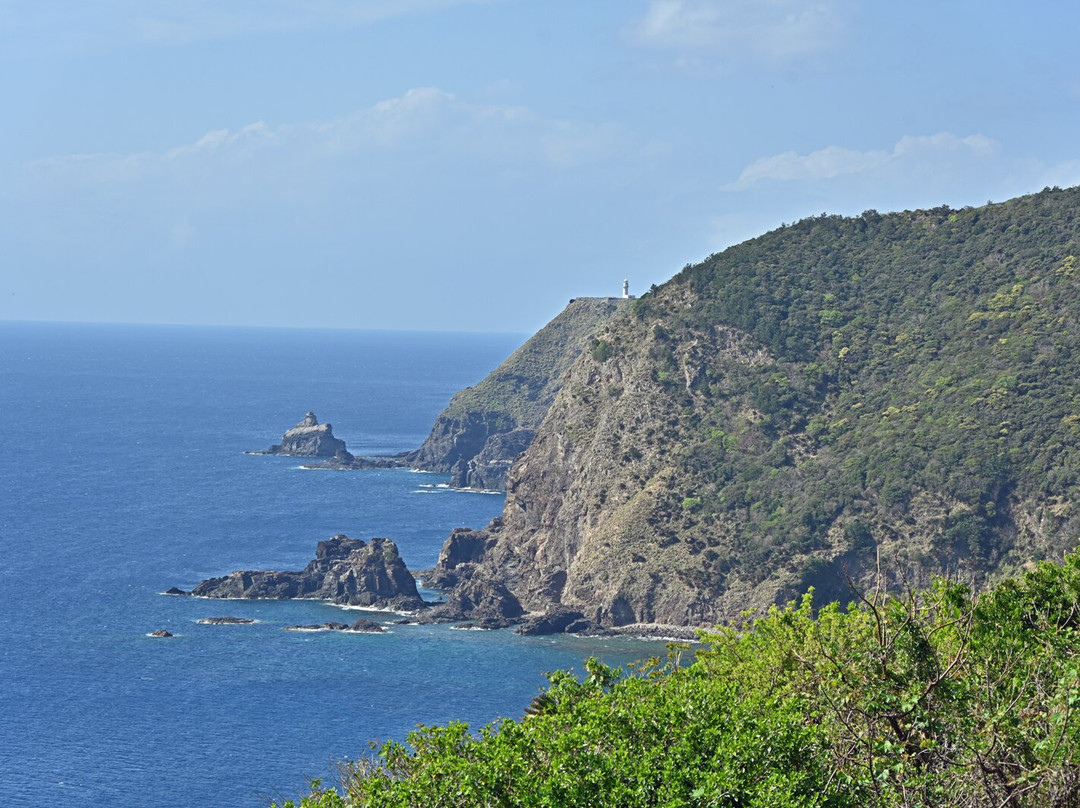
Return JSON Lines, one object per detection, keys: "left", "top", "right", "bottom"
{"left": 260, "top": 298, "right": 632, "bottom": 487}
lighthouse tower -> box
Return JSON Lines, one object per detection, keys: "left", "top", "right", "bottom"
{"left": 622, "top": 279, "right": 630, "bottom": 299}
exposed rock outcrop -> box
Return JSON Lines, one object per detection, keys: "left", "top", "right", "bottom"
{"left": 283, "top": 619, "right": 386, "bottom": 632}
{"left": 421, "top": 527, "right": 497, "bottom": 588}
{"left": 515, "top": 607, "right": 596, "bottom": 636}
{"left": 348, "top": 618, "right": 386, "bottom": 633}
{"left": 414, "top": 569, "right": 524, "bottom": 629}
{"left": 189, "top": 535, "right": 425, "bottom": 611}
{"left": 197, "top": 616, "right": 255, "bottom": 625}
{"left": 252, "top": 412, "right": 347, "bottom": 457}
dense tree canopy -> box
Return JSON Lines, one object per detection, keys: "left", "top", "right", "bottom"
{"left": 607, "top": 188, "right": 1080, "bottom": 602}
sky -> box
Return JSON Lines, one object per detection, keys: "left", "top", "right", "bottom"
{"left": 2, "top": 1, "right": 1079, "bottom": 334}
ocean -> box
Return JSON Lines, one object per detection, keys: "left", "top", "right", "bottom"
{"left": 0, "top": 322, "right": 659, "bottom": 807}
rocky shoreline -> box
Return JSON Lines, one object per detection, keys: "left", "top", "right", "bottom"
{"left": 166, "top": 532, "right": 704, "bottom": 637}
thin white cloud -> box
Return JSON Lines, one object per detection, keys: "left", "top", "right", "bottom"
{"left": 24, "top": 88, "right": 630, "bottom": 189}
{"left": 164, "top": 122, "right": 277, "bottom": 160}
{"left": 893, "top": 133, "right": 997, "bottom": 159}
{"left": 628, "top": 0, "right": 849, "bottom": 68}
{"left": 726, "top": 133, "right": 999, "bottom": 190}
{"left": 362, "top": 87, "right": 459, "bottom": 144}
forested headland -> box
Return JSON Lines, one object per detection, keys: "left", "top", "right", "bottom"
{"left": 283, "top": 187, "right": 1080, "bottom": 806}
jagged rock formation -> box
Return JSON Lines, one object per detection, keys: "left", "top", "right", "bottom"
{"left": 422, "top": 575, "right": 525, "bottom": 629}
{"left": 187, "top": 535, "right": 424, "bottom": 611}
{"left": 433, "top": 187, "right": 1080, "bottom": 629}
{"left": 410, "top": 526, "right": 530, "bottom": 628}
{"left": 253, "top": 412, "right": 347, "bottom": 457}
{"left": 347, "top": 619, "right": 385, "bottom": 633}
{"left": 515, "top": 607, "right": 594, "bottom": 636}
{"left": 421, "top": 527, "right": 498, "bottom": 588}
{"left": 407, "top": 297, "right": 630, "bottom": 490}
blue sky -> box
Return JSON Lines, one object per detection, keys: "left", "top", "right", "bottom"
{"left": 2, "top": 1, "right": 1079, "bottom": 333}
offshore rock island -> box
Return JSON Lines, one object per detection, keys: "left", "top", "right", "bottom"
{"left": 178, "top": 535, "right": 425, "bottom": 611}
{"left": 249, "top": 411, "right": 347, "bottom": 457}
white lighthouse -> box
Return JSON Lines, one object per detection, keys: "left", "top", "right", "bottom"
{"left": 622, "top": 279, "right": 630, "bottom": 299}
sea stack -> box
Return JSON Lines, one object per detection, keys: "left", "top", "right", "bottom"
{"left": 187, "top": 535, "right": 426, "bottom": 611}
{"left": 258, "top": 412, "right": 347, "bottom": 457}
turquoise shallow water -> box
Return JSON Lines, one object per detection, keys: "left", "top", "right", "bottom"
{"left": 0, "top": 322, "right": 661, "bottom": 807}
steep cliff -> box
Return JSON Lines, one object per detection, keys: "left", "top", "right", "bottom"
{"left": 445, "top": 187, "right": 1080, "bottom": 628}
{"left": 408, "top": 296, "right": 630, "bottom": 489}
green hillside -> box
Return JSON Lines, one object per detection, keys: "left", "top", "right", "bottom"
{"left": 468, "top": 186, "right": 1080, "bottom": 624}
{"left": 646, "top": 189, "right": 1080, "bottom": 584}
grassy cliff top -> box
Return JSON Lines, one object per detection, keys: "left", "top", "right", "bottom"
{"left": 441, "top": 296, "right": 630, "bottom": 426}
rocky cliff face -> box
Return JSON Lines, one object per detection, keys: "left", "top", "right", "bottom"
{"left": 260, "top": 412, "right": 347, "bottom": 457}
{"left": 408, "top": 297, "right": 629, "bottom": 490}
{"left": 435, "top": 188, "right": 1080, "bottom": 629}
{"left": 441, "top": 320, "right": 772, "bottom": 627}
{"left": 189, "top": 535, "right": 424, "bottom": 610}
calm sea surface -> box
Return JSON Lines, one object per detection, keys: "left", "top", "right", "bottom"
{"left": 0, "top": 322, "right": 660, "bottom": 807}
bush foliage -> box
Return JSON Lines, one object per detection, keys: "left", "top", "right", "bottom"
{"left": 279, "top": 551, "right": 1080, "bottom": 807}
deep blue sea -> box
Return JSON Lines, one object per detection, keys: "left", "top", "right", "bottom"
{"left": 0, "top": 322, "right": 659, "bottom": 808}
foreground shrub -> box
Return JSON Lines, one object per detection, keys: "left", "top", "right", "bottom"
{"left": 279, "top": 552, "right": 1080, "bottom": 807}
